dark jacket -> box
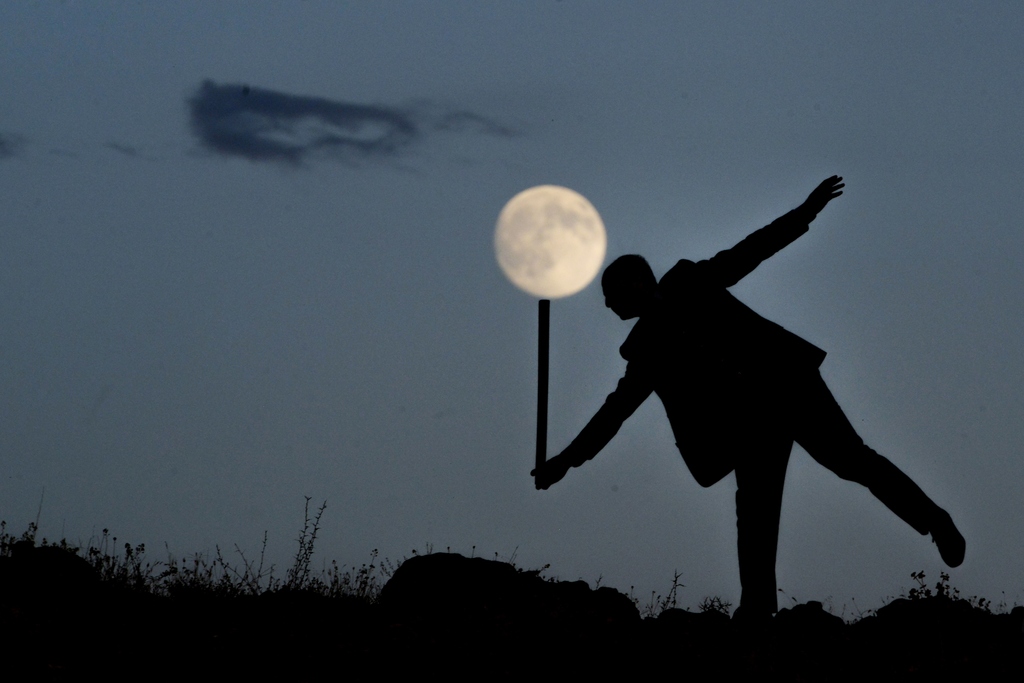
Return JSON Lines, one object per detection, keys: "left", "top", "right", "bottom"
{"left": 560, "top": 208, "right": 827, "bottom": 487}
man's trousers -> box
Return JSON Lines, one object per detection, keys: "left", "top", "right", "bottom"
{"left": 732, "top": 370, "right": 940, "bottom": 616}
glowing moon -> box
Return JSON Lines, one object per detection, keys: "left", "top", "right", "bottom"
{"left": 494, "top": 185, "right": 607, "bottom": 299}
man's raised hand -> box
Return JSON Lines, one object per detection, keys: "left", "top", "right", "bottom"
{"left": 802, "top": 175, "right": 845, "bottom": 218}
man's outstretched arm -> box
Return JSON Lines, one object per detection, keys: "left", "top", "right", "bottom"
{"left": 703, "top": 175, "right": 844, "bottom": 287}
{"left": 533, "top": 367, "right": 653, "bottom": 490}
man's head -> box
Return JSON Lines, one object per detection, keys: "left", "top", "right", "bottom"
{"left": 601, "top": 255, "right": 657, "bottom": 320}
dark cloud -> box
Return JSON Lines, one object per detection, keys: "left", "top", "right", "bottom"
{"left": 105, "top": 142, "right": 140, "bottom": 158}
{"left": 188, "top": 80, "right": 416, "bottom": 165}
{"left": 433, "top": 110, "right": 517, "bottom": 138}
{"left": 187, "top": 80, "right": 515, "bottom": 165}
{"left": 0, "top": 133, "right": 25, "bottom": 159}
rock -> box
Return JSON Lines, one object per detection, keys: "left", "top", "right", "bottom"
{"left": 872, "top": 596, "right": 979, "bottom": 632}
{"left": 655, "top": 607, "right": 731, "bottom": 632}
{"left": 379, "top": 552, "right": 639, "bottom": 628}
{"left": 0, "top": 540, "right": 100, "bottom": 605}
{"left": 774, "top": 600, "right": 846, "bottom": 633}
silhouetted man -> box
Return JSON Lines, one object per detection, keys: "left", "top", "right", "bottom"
{"left": 532, "top": 176, "right": 965, "bottom": 619}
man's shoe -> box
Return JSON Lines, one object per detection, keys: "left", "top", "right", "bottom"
{"left": 931, "top": 509, "right": 966, "bottom": 568}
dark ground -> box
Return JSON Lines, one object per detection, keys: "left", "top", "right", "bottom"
{"left": 2, "top": 548, "right": 1022, "bottom": 680}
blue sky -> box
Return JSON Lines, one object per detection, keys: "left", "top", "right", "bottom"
{"left": 2, "top": 1, "right": 1022, "bottom": 612}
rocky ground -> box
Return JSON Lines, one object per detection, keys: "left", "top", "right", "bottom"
{"left": 2, "top": 546, "right": 1022, "bottom": 680}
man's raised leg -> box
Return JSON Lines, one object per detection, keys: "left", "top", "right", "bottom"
{"left": 790, "top": 371, "right": 965, "bottom": 567}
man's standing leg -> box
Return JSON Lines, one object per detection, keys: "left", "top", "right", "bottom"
{"left": 734, "top": 431, "right": 794, "bottom": 618}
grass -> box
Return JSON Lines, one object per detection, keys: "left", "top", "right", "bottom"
{"left": 0, "top": 499, "right": 1012, "bottom": 620}
{"left": 0, "top": 497, "right": 391, "bottom": 602}
{"left": 1, "top": 500, "right": 738, "bottom": 621}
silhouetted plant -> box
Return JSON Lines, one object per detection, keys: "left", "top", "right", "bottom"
{"left": 904, "top": 570, "right": 994, "bottom": 613}
{"left": 316, "top": 549, "right": 389, "bottom": 601}
{"left": 631, "top": 570, "right": 685, "bottom": 618}
{"left": 157, "top": 544, "right": 257, "bottom": 598}
{"left": 697, "top": 595, "right": 732, "bottom": 616}
{"left": 286, "top": 496, "right": 327, "bottom": 590}
{"left": 226, "top": 531, "right": 278, "bottom": 595}
{"left": 0, "top": 520, "right": 41, "bottom": 554}
{"left": 907, "top": 570, "right": 958, "bottom": 601}
{"left": 653, "top": 571, "right": 684, "bottom": 617}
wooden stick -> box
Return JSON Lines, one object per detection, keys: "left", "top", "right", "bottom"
{"left": 535, "top": 299, "right": 550, "bottom": 478}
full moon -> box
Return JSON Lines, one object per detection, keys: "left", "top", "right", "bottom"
{"left": 494, "top": 185, "right": 607, "bottom": 299}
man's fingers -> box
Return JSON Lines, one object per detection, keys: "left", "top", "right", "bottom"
{"left": 810, "top": 177, "right": 844, "bottom": 208}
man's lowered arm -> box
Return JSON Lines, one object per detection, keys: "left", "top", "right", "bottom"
{"left": 702, "top": 176, "right": 844, "bottom": 288}
{"left": 533, "top": 366, "right": 653, "bottom": 490}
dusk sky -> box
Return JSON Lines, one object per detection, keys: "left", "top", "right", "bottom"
{"left": 2, "top": 2, "right": 1022, "bottom": 613}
